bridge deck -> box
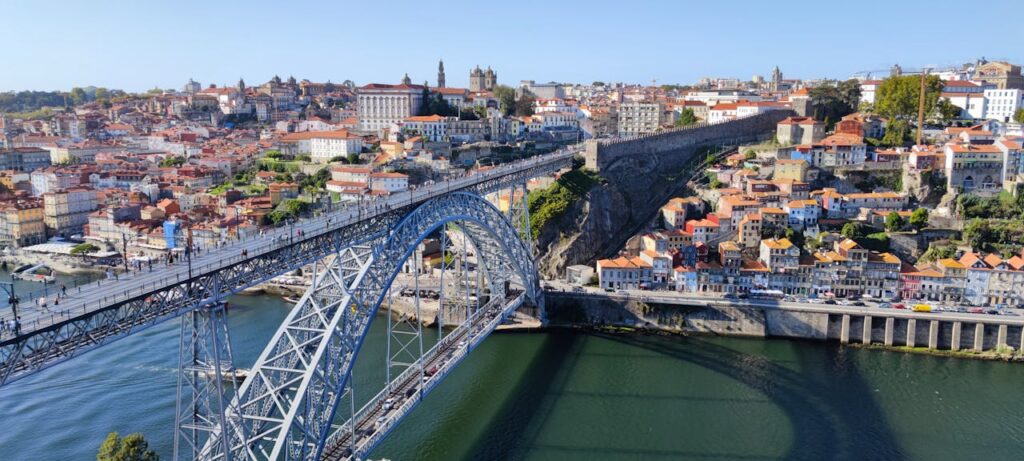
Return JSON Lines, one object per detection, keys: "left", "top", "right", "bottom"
{"left": 0, "top": 150, "right": 573, "bottom": 385}
{"left": 321, "top": 291, "right": 525, "bottom": 461}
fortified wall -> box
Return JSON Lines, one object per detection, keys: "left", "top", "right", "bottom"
{"left": 583, "top": 110, "right": 795, "bottom": 172}
{"left": 537, "top": 111, "right": 793, "bottom": 278}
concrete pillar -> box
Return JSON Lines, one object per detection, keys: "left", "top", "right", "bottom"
{"left": 974, "top": 323, "right": 985, "bottom": 352}
{"left": 906, "top": 318, "right": 917, "bottom": 347}
{"left": 928, "top": 320, "right": 939, "bottom": 349}
{"left": 840, "top": 314, "right": 850, "bottom": 344}
{"left": 952, "top": 322, "right": 962, "bottom": 351}
{"left": 862, "top": 316, "right": 873, "bottom": 345}
{"left": 997, "top": 324, "right": 1008, "bottom": 348}
{"left": 884, "top": 317, "right": 894, "bottom": 346}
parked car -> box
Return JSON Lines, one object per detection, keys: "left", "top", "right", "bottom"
{"left": 823, "top": 299, "right": 837, "bottom": 305}
{"left": 893, "top": 303, "right": 906, "bottom": 310}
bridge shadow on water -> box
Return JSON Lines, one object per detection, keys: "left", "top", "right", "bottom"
{"left": 458, "top": 330, "right": 905, "bottom": 461}
{"left": 586, "top": 332, "right": 907, "bottom": 461}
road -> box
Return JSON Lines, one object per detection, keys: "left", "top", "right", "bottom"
{"left": 320, "top": 291, "right": 523, "bottom": 460}
{"left": 1, "top": 149, "right": 574, "bottom": 342}
{"left": 543, "top": 280, "right": 1024, "bottom": 326}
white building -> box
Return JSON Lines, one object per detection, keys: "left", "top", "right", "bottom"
{"left": 617, "top": 102, "right": 661, "bottom": 136}
{"left": 369, "top": 172, "right": 409, "bottom": 193}
{"left": 983, "top": 89, "right": 1024, "bottom": 121}
{"left": 356, "top": 83, "right": 426, "bottom": 133}
{"left": 308, "top": 131, "right": 364, "bottom": 163}
{"left": 402, "top": 115, "right": 448, "bottom": 142}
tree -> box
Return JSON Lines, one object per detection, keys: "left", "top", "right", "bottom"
{"left": 514, "top": 91, "right": 535, "bottom": 117}
{"left": 97, "top": 432, "right": 159, "bottom": 461}
{"left": 159, "top": 156, "right": 186, "bottom": 167}
{"left": 841, "top": 222, "right": 863, "bottom": 239}
{"left": 881, "top": 119, "right": 911, "bottom": 147}
{"left": 808, "top": 79, "right": 861, "bottom": 124}
{"left": 885, "top": 212, "right": 905, "bottom": 231}
{"left": 70, "top": 243, "right": 100, "bottom": 255}
{"left": 675, "top": 108, "right": 698, "bottom": 127}
{"left": 592, "top": 81, "right": 605, "bottom": 87}
{"left": 935, "top": 98, "right": 961, "bottom": 122}
{"left": 743, "top": 149, "right": 757, "bottom": 160}
{"left": 346, "top": 153, "right": 360, "bottom": 165}
{"left": 95, "top": 87, "right": 110, "bottom": 101}
{"left": 493, "top": 85, "right": 517, "bottom": 117}
{"left": 963, "top": 218, "right": 993, "bottom": 251}
{"left": 69, "top": 87, "right": 87, "bottom": 105}
{"left": 874, "top": 74, "right": 944, "bottom": 121}
{"left": 1014, "top": 108, "right": 1024, "bottom": 124}
{"left": 909, "top": 208, "right": 929, "bottom": 230}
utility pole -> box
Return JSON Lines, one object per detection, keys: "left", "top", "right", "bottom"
{"left": 916, "top": 69, "right": 928, "bottom": 146}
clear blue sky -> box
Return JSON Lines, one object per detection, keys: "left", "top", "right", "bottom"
{"left": 5, "top": 0, "right": 1023, "bottom": 92}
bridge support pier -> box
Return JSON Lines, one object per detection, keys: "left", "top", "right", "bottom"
{"left": 862, "top": 315, "right": 872, "bottom": 345}
{"left": 974, "top": 323, "right": 985, "bottom": 352}
{"left": 928, "top": 320, "right": 939, "bottom": 349}
{"left": 906, "top": 319, "right": 917, "bottom": 347}
{"left": 952, "top": 322, "right": 962, "bottom": 351}
{"left": 884, "top": 317, "right": 894, "bottom": 346}
{"left": 997, "top": 324, "right": 1008, "bottom": 348}
{"left": 173, "top": 301, "right": 238, "bottom": 461}
{"left": 840, "top": 315, "right": 850, "bottom": 344}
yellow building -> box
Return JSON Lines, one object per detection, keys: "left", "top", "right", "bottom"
{"left": 774, "top": 159, "right": 809, "bottom": 182}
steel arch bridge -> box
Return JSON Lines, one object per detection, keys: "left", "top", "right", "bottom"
{"left": 180, "top": 191, "right": 541, "bottom": 461}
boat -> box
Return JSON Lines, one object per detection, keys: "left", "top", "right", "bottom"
{"left": 201, "top": 367, "right": 249, "bottom": 382}
{"left": 283, "top": 296, "right": 301, "bottom": 304}
{"left": 14, "top": 264, "right": 56, "bottom": 283}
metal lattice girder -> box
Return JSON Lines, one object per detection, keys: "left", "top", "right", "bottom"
{"left": 0, "top": 152, "right": 570, "bottom": 387}
{"left": 209, "top": 192, "right": 539, "bottom": 461}
{"left": 174, "top": 302, "right": 240, "bottom": 461}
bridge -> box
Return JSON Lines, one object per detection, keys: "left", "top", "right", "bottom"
{"left": 0, "top": 146, "right": 574, "bottom": 460}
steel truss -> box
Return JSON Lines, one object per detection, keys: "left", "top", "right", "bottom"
{"left": 0, "top": 154, "right": 569, "bottom": 387}
{"left": 204, "top": 192, "right": 539, "bottom": 461}
{"left": 174, "top": 301, "right": 241, "bottom": 460}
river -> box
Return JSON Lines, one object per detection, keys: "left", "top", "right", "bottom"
{"left": 1, "top": 295, "right": 1022, "bottom": 460}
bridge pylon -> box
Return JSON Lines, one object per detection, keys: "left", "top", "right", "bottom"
{"left": 173, "top": 301, "right": 240, "bottom": 461}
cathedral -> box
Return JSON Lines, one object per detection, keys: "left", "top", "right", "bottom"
{"left": 469, "top": 65, "right": 497, "bottom": 92}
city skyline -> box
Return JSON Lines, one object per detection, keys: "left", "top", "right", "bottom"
{"left": 4, "top": 0, "right": 1024, "bottom": 92}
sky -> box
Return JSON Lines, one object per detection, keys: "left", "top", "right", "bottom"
{"left": 4, "top": 0, "right": 1024, "bottom": 93}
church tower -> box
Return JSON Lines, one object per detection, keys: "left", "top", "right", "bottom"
{"left": 437, "top": 60, "right": 446, "bottom": 88}
{"left": 469, "top": 65, "right": 484, "bottom": 92}
{"left": 770, "top": 66, "right": 782, "bottom": 91}
{"left": 484, "top": 66, "right": 497, "bottom": 91}
{"left": 401, "top": 73, "right": 412, "bottom": 85}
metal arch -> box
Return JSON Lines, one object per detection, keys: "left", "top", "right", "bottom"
{"left": 209, "top": 191, "right": 539, "bottom": 461}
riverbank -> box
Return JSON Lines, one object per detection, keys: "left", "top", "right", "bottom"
{"left": 542, "top": 293, "right": 1024, "bottom": 363}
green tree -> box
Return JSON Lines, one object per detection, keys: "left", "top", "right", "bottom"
{"left": 909, "top": 208, "right": 929, "bottom": 230}
{"left": 875, "top": 74, "right": 944, "bottom": 121}
{"left": 95, "top": 87, "right": 110, "bottom": 101}
{"left": 493, "top": 85, "right": 517, "bottom": 117}
{"left": 743, "top": 149, "right": 757, "bottom": 160}
{"left": 841, "top": 222, "right": 863, "bottom": 239}
{"left": 963, "top": 218, "right": 993, "bottom": 251}
{"left": 935, "top": 98, "right": 961, "bottom": 122}
{"left": 346, "top": 153, "right": 360, "bottom": 164}
{"left": 159, "top": 156, "right": 186, "bottom": 167}
{"left": 69, "top": 87, "right": 87, "bottom": 105}
{"left": 675, "top": 108, "right": 698, "bottom": 127}
{"left": 514, "top": 91, "right": 535, "bottom": 117}
{"left": 881, "top": 119, "right": 911, "bottom": 147}
{"left": 808, "top": 79, "right": 861, "bottom": 123}
{"left": 885, "top": 212, "right": 905, "bottom": 231}
{"left": 97, "top": 432, "right": 159, "bottom": 461}
{"left": 1014, "top": 108, "right": 1024, "bottom": 124}
{"left": 70, "top": 243, "right": 100, "bottom": 255}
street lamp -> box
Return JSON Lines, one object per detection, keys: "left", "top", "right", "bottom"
{"left": 121, "top": 232, "right": 129, "bottom": 273}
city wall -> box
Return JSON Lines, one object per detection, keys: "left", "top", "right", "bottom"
{"left": 583, "top": 111, "right": 795, "bottom": 172}
{"left": 543, "top": 293, "right": 1024, "bottom": 357}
